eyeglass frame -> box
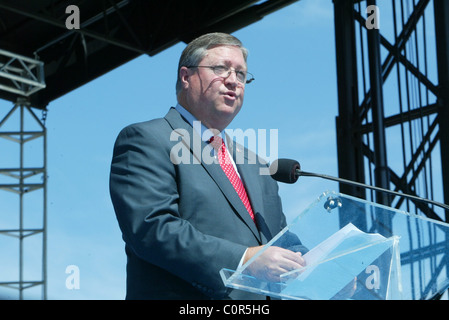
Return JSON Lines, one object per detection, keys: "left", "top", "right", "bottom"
{"left": 186, "top": 65, "right": 255, "bottom": 84}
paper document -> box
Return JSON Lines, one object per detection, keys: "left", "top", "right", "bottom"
{"left": 281, "top": 223, "right": 394, "bottom": 299}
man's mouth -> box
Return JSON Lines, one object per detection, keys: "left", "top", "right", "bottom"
{"left": 222, "top": 91, "right": 237, "bottom": 100}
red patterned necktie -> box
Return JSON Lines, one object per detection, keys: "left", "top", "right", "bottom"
{"left": 210, "top": 136, "right": 256, "bottom": 223}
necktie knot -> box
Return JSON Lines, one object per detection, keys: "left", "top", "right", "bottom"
{"left": 209, "top": 135, "right": 224, "bottom": 151}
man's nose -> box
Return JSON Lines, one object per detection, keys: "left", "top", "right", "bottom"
{"left": 223, "top": 70, "right": 239, "bottom": 86}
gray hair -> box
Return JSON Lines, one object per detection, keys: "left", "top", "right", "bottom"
{"left": 176, "top": 32, "right": 248, "bottom": 95}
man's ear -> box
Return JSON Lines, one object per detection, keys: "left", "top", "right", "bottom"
{"left": 179, "top": 66, "right": 191, "bottom": 89}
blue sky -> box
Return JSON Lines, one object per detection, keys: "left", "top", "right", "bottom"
{"left": 0, "top": 0, "right": 349, "bottom": 299}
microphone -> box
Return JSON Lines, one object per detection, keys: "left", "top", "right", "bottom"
{"left": 268, "top": 158, "right": 301, "bottom": 184}
{"left": 269, "top": 158, "right": 449, "bottom": 212}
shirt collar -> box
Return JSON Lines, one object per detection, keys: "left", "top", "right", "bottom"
{"left": 175, "top": 103, "right": 226, "bottom": 144}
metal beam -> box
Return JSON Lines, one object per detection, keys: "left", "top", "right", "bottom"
{"left": 366, "top": 0, "right": 390, "bottom": 206}
{"left": 333, "top": 0, "right": 367, "bottom": 231}
{"left": 0, "top": 101, "right": 47, "bottom": 299}
{"left": 434, "top": 0, "right": 449, "bottom": 221}
{"left": 0, "top": 1, "right": 152, "bottom": 56}
{"left": 0, "top": 49, "right": 45, "bottom": 97}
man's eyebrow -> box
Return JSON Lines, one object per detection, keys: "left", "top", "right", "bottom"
{"left": 218, "top": 60, "right": 247, "bottom": 70}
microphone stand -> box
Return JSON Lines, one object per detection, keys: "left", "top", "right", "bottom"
{"left": 296, "top": 170, "right": 449, "bottom": 212}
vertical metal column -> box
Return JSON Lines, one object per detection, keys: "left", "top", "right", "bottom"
{"left": 434, "top": 0, "right": 449, "bottom": 221}
{"left": 434, "top": 0, "right": 449, "bottom": 294}
{"left": 333, "top": 0, "right": 367, "bottom": 230}
{"left": 366, "top": 0, "right": 390, "bottom": 206}
{"left": 0, "top": 99, "right": 47, "bottom": 299}
{"left": 364, "top": 0, "right": 392, "bottom": 239}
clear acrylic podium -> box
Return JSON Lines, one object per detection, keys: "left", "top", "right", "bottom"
{"left": 220, "top": 191, "right": 449, "bottom": 300}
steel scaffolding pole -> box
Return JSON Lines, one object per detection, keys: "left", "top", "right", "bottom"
{"left": 0, "top": 100, "right": 47, "bottom": 299}
{"left": 433, "top": 0, "right": 449, "bottom": 294}
{"left": 433, "top": 0, "right": 449, "bottom": 222}
{"left": 333, "top": 0, "right": 367, "bottom": 231}
{"left": 366, "top": 0, "right": 390, "bottom": 207}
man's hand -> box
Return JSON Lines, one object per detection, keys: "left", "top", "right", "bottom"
{"left": 243, "top": 246, "right": 306, "bottom": 282}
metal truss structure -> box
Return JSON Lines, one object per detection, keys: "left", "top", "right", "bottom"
{"left": 334, "top": 0, "right": 449, "bottom": 299}
{"left": 0, "top": 48, "right": 47, "bottom": 300}
{"left": 0, "top": 49, "right": 45, "bottom": 97}
{"left": 0, "top": 99, "right": 47, "bottom": 299}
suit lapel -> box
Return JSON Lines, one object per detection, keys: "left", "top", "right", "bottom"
{"left": 165, "top": 108, "right": 262, "bottom": 243}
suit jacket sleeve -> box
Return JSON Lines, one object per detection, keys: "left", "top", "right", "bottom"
{"left": 109, "top": 121, "right": 248, "bottom": 299}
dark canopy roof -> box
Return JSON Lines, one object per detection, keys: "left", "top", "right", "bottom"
{"left": 0, "top": 0, "right": 298, "bottom": 109}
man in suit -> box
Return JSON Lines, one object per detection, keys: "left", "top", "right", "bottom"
{"left": 109, "top": 32, "right": 305, "bottom": 300}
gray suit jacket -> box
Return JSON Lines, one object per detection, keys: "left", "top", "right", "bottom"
{"left": 109, "top": 107, "right": 290, "bottom": 299}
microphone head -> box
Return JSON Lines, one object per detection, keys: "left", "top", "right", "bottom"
{"left": 269, "top": 158, "right": 300, "bottom": 184}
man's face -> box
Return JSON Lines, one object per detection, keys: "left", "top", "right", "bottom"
{"left": 180, "top": 45, "right": 247, "bottom": 131}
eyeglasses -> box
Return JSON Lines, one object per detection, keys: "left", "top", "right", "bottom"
{"left": 187, "top": 65, "right": 255, "bottom": 84}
